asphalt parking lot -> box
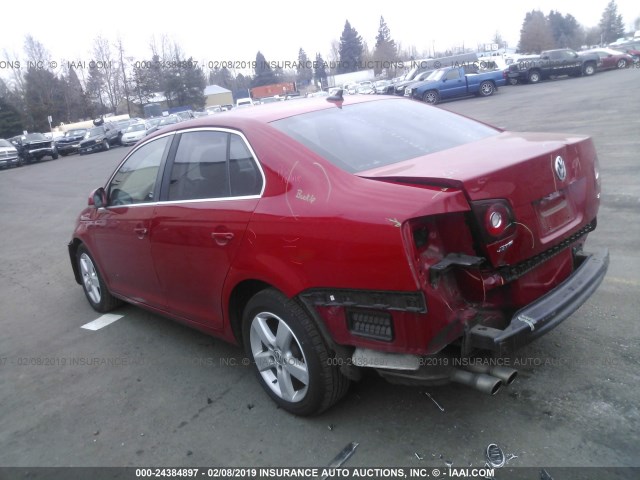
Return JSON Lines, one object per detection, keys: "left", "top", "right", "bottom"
{"left": 1, "top": 67, "right": 639, "bottom": 476}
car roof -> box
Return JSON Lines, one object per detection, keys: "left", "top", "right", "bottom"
{"left": 146, "top": 95, "right": 400, "bottom": 139}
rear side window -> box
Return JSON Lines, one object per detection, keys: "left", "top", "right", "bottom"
{"left": 167, "top": 131, "right": 263, "bottom": 201}
{"left": 272, "top": 100, "right": 499, "bottom": 173}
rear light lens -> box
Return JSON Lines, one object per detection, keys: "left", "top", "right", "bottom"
{"left": 471, "top": 199, "right": 516, "bottom": 242}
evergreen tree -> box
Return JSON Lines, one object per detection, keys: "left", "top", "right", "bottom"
{"left": 373, "top": 16, "right": 397, "bottom": 75}
{"left": 337, "top": 20, "right": 364, "bottom": 73}
{"left": 296, "top": 49, "right": 313, "bottom": 86}
{"left": 23, "top": 67, "right": 66, "bottom": 131}
{"left": 209, "top": 67, "right": 235, "bottom": 92}
{"left": 314, "top": 53, "right": 328, "bottom": 89}
{"left": 518, "top": 10, "right": 555, "bottom": 53}
{"left": 547, "top": 11, "right": 584, "bottom": 49}
{"left": 599, "top": 1, "right": 625, "bottom": 44}
{"left": 252, "top": 52, "right": 276, "bottom": 87}
{"left": 0, "top": 79, "right": 24, "bottom": 137}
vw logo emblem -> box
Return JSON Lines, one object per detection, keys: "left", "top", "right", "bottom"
{"left": 554, "top": 156, "right": 567, "bottom": 181}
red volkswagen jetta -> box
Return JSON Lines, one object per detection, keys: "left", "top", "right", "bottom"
{"left": 69, "top": 95, "right": 608, "bottom": 415}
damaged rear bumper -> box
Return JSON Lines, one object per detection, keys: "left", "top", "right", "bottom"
{"left": 467, "top": 248, "right": 609, "bottom": 355}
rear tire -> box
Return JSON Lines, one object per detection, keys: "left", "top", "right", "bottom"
{"left": 76, "top": 244, "right": 122, "bottom": 313}
{"left": 242, "top": 289, "right": 349, "bottom": 415}
{"left": 478, "top": 81, "right": 495, "bottom": 97}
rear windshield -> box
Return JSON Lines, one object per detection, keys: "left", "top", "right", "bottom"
{"left": 271, "top": 99, "right": 499, "bottom": 173}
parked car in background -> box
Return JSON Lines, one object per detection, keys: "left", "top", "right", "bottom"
{"left": 394, "top": 69, "right": 433, "bottom": 96}
{"left": 145, "top": 117, "right": 163, "bottom": 129}
{"left": 115, "top": 118, "right": 142, "bottom": 132}
{"left": 408, "top": 65, "right": 506, "bottom": 104}
{"left": 356, "top": 81, "right": 375, "bottom": 94}
{"left": 78, "top": 123, "right": 120, "bottom": 155}
{"left": 610, "top": 41, "right": 640, "bottom": 63}
{"left": 120, "top": 123, "right": 150, "bottom": 146}
{"left": 145, "top": 115, "right": 181, "bottom": 136}
{"left": 260, "top": 96, "right": 284, "bottom": 103}
{"left": 175, "top": 111, "right": 195, "bottom": 121}
{"left": 580, "top": 48, "right": 634, "bottom": 70}
{"left": 508, "top": 49, "right": 599, "bottom": 84}
{"left": 309, "top": 91, "right": 330, "bottom": 98}
{"left": 0, "top": 139, "right": 21, "bottom": 168}
{"left": 56, "top": 129, "right": 89, "bottom": 156}
{"left": 236, "top": 98, "right": 254, "bottom": 108}
{"left": 9, "top": 133, "right": 58, "bottom": 163}
{"left": 374, "top": 80, "right": 394, "bottom": 94}
{"left": 68, "top": 95, "right": 607, "bottom": 415}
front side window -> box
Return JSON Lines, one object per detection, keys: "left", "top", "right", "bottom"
{"left": 445, "top": 69, "right": 460, "bottom": 80}
{"left": 108, "top": 136, "right": 170, "bottom": 206}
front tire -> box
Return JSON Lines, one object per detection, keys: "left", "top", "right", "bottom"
{"left": 478, "top": 81, "right": 495, "bottom": 97}
{"left": 103, "top": 141, "right": 110, "bottom": 151}
{"left": 616, "top": 58, "right": 627, "bottom": 69}
{"left": 583, "top": 63, "right": 596, "bottom": 76}
{"left": 242, "top": 289, "right": 349, "bottom": 416}
{"left": 422, "top": 90, "right": 440, "bottom": 105}
{"left": 76, "top": 244, "right": 122, "bottom": 312}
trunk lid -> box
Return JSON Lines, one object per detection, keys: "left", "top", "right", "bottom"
{"left": 359, "top": 131, "right": 600, "bottom": 266}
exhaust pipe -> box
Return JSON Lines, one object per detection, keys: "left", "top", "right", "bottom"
{"left": 463, "top": 364, "right": 518, "bottom": 386}
{"left": 451, "top": 369, "right": 502, "bottom": 395}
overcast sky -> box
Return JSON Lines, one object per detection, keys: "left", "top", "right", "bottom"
{"left": 1, "top": 0, "right": 638, "bottom": 74}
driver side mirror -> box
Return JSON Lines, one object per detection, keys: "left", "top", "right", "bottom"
{"left": 89, "top": 187, "right": 107, "bottom": 208}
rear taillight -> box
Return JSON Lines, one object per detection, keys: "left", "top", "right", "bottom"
{"left": 471, "top": 200, "right": 516, "bottom": 242}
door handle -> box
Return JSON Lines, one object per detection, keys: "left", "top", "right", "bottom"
{"left": 211, "top": 231, "right": 234, "bottom": 246}
{"left": 134, "top": 227, "right": 148, "bottom": 239}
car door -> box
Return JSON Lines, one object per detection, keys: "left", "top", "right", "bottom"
{"left": 88, "top": 134, "right": 172, "bottom": 307}
{"left": 151, "top": 129, "right": 264, "bottom": 328}
{"left": 439, "top": 68, "right": 466, "bottom": 99}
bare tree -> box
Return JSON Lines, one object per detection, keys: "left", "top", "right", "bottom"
{"left": 92, "top": 36, "right": 123, "bottom": 113}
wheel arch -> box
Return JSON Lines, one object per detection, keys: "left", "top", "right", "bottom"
{"left": 479, "top": 80, "right": 496, "bottom": 95}
{"left": 68, "top": 238, "right": 83, "bottom": 284}
{"left": 226, "top": 279, "right": 272, "bottom": 345}
{"left": 225, "top": 279, "right": 343, "bottom": 359}
{"left": 528, "top": 69, "right": 541, "bottom": 82}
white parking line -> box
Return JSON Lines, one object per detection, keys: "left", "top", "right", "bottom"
{"left": 81, "top": 314, "right": 124, "bottom": 331}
